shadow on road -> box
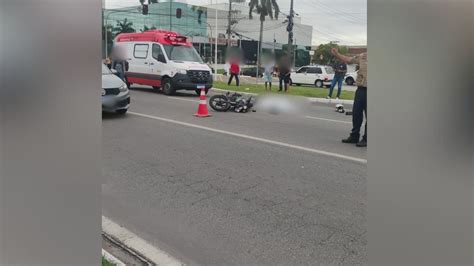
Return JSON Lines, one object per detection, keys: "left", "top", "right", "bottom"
{"left": 129, "top": 86, "right": 199, "bottom": 98}
{"left": 102, "top": 112, "right": 129, "bottom": 120}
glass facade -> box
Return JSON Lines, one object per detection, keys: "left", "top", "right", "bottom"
{"left": 104, "top": 2, "right": 208, "bottom": 47}
{"left": 103, "top": 2, "right": 310, "bottom": 66}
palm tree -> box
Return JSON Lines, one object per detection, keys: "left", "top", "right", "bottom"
{"left": 249, "top": 0, "right": 279, "bottom": 20}
{"left": 113, "top": 18, "right": 136, "bottom": 35}
{"left": 141, "top": 25, "right": 157, "bottom": 32}
{"left": 249, "top": 0, "right": 280, "bottom": 68}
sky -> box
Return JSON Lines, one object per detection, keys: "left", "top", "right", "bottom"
{"left": 105, "top": 0, "right": 367, "bottom": 46}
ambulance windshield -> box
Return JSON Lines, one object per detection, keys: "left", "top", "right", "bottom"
{"left": 163, "top": 44, "right": 203, "bottom": 63}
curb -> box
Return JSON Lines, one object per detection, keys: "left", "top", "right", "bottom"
{"left": 307, "top": 97, "right": 354, "bottom": 105}
{"left": 211, "top": 87, "right": 353, "bottom": 105}
{"left": 102, "top": 249, "right": 126, "bottom": 266}
{"left": 102, "top": 216, "right": 184, "bottom": 266}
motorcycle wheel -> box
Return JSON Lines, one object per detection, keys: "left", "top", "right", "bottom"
{"left": 209, "top": 95, "right": 231, "bottom": 112}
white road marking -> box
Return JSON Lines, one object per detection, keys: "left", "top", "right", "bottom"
{"left": 305, "top": 115, "right": 352, "bottom": 124}
{"left": 102, "top": 249, "right": 126, "bottom": 266}
{"left": 102, "top": 216, "right": 184, "bottom": 266}
{"left": 167, "top": 97, "right": 199, "bottom": 103}
{"left": 128, "top": 111, "right": 367, "bottom": 164}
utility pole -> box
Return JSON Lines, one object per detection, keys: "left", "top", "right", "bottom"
{"left": 293, "top": 37, "right": 296, "bottom": 68}
{"left": 169, "top": 0, "right": 173, "bottom": 31}
{"left": 227, "top": 0, "right": 233, "bottom": 46}
{"left": 287, "top": 0, "right": 294, "bottom": 63}
{"left": 273, "top": 33, "right": 276, "bottom": 53}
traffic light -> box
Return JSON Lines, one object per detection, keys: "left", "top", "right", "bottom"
{"left": 142, "top": 4, "right": 148, "bottom": 15}
{"left": 176, "top": 8, "right": 182, "bottom": 19}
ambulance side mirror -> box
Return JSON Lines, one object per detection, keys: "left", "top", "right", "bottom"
{"left": 157, "top": 54, "right": 167, "bottom": 63}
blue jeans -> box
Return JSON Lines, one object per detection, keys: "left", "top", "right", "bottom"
{"left": 328, "top": 75, "right": 344, "bottom": 98}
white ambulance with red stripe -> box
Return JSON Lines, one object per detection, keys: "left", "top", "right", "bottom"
{"left": 115, "top": 30, "right": 213, "bottom": 95}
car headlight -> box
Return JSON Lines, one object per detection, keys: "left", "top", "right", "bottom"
{"left": 176, "top": 68, "right": 187, "bottom": 75}
{"left": 119, "top": 84, "right": 128, "bottom": 92}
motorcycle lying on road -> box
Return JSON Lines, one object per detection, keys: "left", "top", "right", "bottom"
{"left": 209, "top": 92, "right": 255, "bottom": 113}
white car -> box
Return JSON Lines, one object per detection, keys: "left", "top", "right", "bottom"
{"left": 102, "top": 64, "right": 130, "bottom": 114}
{"left": 345, "top": 71, "right": 358, "bottom": 86}
{"left": 290, "top": 65, "right": 335, "bottom": 88}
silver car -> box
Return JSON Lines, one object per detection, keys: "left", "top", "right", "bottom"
{"left": 102, "top": 64, "right": 130, "bottom": 114}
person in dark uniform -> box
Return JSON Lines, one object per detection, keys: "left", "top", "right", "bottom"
{"left": 331, "top": 48, "right": 367, "bottom": 147}
{"left": 278, "top": 54, "right": 292, "bottom": 93}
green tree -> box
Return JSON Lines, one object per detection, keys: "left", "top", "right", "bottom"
{"left": 249, "top": 0, "right": 280, "bottom": 67}
{"left": 249, "top": 0, "right": 280, "bottom": 20}
{"left": 313, "top": 43, "right": 348, "bottom": 65}
{"left": 112, "top": 18, "right": 136, "bottom": 35}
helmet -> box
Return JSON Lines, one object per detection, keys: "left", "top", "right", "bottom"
{"left": 335, "top": 104, "right": 345, "bottom": 113}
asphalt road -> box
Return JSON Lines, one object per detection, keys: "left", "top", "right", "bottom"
{"left": 102, "top": 87, "right": 367, "bottom": 265}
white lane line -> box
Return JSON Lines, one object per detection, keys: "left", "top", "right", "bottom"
{"left": 102, "top": 216, "right": 184, "bottom": 266}
{"left": 102, "top": 249, "right": 126, "bottom": 266}
{"left": 305, "top": 115, "right": 352, "bottom": 124}
{"left": 167, "top": 97, "right": 199, "bottom": 103}
{"left": 128, "top": 111, "right": 367, "bottom": 164}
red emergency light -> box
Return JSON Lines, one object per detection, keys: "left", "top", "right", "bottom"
{"left": 165, "top": 33, "right": 187, "bottom": 44}
{"left": 116, "top": 30, "right": 192, "bottom": 46}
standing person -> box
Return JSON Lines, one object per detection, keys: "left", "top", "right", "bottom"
{"left": 104, "top": 56, "right": 112, "bottom": 69}
{"left": 111, "top": 45, "right": 128, "bottom": 82}
{"left": 227, "top": 59, "right": 240, "bottom": 86}
{"left": 327, "top": 60, "right": 347, "bottom": 99}
{"left": 263, "top": 59, "right": 274, "bottom": 91}
{"left": 278, "top": 54, "right": 291, "bottom": 93}
{"left": 331, "top": 48, "right": 367, "bottom": 147}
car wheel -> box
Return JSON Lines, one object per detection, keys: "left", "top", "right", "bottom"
{"left": 195, "top": 89, "right": 209, "bottom": 96}
{"left": 162, "top": 78, "right": 175, "bottom": 95}
{"left": 346, "top": 77, "right": 354, "bottom": 86}
{"left": 116, "top": 109, "right": 128, "bottom": 114}
{"left": 315, "top": 80, "right": 323, "bottom": 88}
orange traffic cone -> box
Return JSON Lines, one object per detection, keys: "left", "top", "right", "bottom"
{"left": 194, "top": 87, "right": 211, "bottom": 117}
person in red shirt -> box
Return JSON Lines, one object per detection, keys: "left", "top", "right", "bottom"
{"left": 227, "top": 59, "right": 241, "bottom": 86}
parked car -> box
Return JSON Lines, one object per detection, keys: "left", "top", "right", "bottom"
{"left": 290, "top": 65, "right": 334, "bottom": 88}
{"left": 345, "top": 71, "right": 358, "bottom": 86}
{"left": 241, "top": 67, "right": 264, "bottom": 78}
{"left": 115, "top": 30, "right": 213, "bottom": 95}
{"left": 102, "top": 64, "right": 130, "bottom": 114}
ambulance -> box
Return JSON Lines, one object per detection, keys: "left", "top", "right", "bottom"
{"left": 115, "top": 30, "right": 213, "bottom": 95}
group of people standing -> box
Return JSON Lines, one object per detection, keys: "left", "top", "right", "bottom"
{"left": 226, "top": 53, "right": 293, "bottom": 93}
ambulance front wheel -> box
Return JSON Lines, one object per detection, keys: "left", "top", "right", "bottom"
{"left": 162, "top": 78, "right": 175, "bottom": 95}
{"left": 195, "top": 89, "right": 209, "bottom": 96}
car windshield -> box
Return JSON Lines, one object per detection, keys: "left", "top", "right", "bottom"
{"left": 102, "top": 64, "right": 111, "bottom": 74}
{"left": 162, "top": 45, "right": 203, "bottom": 63}
{"left": 325, "top": 67, "right": 335, "bottom": 74}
